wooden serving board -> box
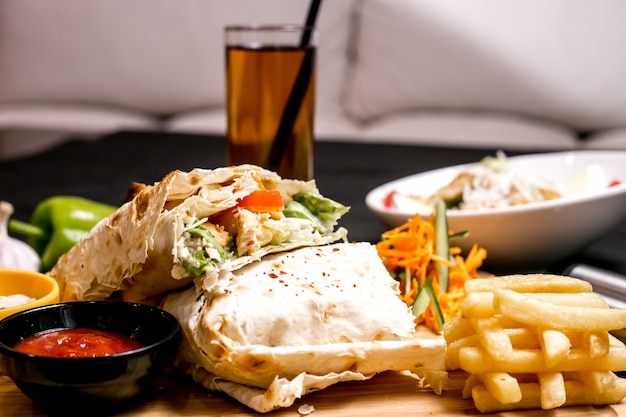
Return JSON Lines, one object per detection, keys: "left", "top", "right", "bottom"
{"left": 1, "top": 369, "right": 624, "bottom": 416}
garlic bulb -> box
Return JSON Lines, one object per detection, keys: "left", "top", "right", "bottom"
{"left": 0, "top": 201, "right": 41, "bottom": 271}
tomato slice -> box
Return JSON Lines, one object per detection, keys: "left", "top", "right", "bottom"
{"left": 237, "top": 190, "right": 284, "bottom": 213}
{"left": 383, "top": 190, "right": 397, "bottom": 209}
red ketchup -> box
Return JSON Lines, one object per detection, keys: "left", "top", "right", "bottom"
{"left": 14, "top": 328, "right": 144, "bottom": 358}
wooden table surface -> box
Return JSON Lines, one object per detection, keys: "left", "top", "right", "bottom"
{"left": 1, "top": 368, "right": 624, "bottom": 417}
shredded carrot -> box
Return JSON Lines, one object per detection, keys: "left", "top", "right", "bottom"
{"left": 376, "top": 214, "right": 488, "bottom": 333}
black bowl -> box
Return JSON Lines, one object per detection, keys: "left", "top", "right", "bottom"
{"left": 0, "top": 301, "right": 180, "bottom": 415}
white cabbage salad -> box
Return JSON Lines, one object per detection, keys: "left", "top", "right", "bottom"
{"left": 388, "top": 151, "right": 619, "bottom": 212}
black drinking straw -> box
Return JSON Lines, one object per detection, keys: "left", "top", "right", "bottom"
{"left": 267, "top": 0, "right": 322, "bottom": 172}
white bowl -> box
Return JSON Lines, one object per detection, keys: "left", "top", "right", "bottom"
{"left": 365, "top": 151, "right": 626, "bottom": 271}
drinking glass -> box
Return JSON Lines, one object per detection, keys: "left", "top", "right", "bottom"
{"left": 225, "top": 24, "right": 316, "bottom": 180}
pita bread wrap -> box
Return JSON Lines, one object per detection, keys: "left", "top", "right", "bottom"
{"left": 49, "top": 165, "right": 348, "bottom": 305}
{"left": 161, "top": 242, "right": 447, "bottom": 413}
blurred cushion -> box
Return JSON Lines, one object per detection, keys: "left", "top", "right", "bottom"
{"left": 164, "top": 106, "right": 366, "bottom": 141}
{"left": 0, "top": 0, "right": 355, "bottom": 116}
{"left": 335, "top": 111, "right": 579, "bottom": 150}
{"left": 167, "top": 106, "right": 579, "bottom": 151}
{"left": 0, "top": 103, "right": 158, "bottom": 160}
{"left": 585, "top": 127, "right": 626, "bottom": 150}
{"left": 0, "top": 104, "right": 156, "bottom": 132}
{"left": 343, "top": 0, "right": 626, "bottom": 131}
{"left": 165, "top": 108, "right": 226, "bottom": 136}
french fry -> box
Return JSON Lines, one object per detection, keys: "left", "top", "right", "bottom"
{"left": 493, "top": 288, "right": 626, "bottom": 331}
{"left": 472, "top": 382, "right": 541, "bottom": 413}
{"left": 446, "top": 335, "right": 480, "bottom": 370}
{"left": 587, "top": 331, "right": 610, "bottom": 358}
{"left": 472, "top": 378, "right": 626, "bottom": 413}
{"left": 472, "top": 317, "right": 513, "bottom": 361}
{"left": 533, "top": 292, "right": 608, "bottom": 308}
{"left": 565, "top": 331, "right": 583, "bottom": 348}
{"left": 460, "top": 292, "right": 494, "bottom": 318}
{"left": 478, "top": 372, "right": 522, "bottom": 404}
{"left": 494, "top": 314, "right": 524, "bottom": 329}
{"left": 538, "top": 329, "right": 570, "bottom": 367}
{"left": 462, "top": 374, "right": 480, "bottom": 399}
{"left": 458, "top": 346, "right": 626, "bottom": 374}
{"left": 566, "top": 376, "right": 626, "bottom": 404}
{"left": 464, "top": 274, "right": 592, "bottom": 294}
{"left": 462, "top": 292, "right": 607, "bottom": 319}
{"left": 442, "top": 316, "right": 474, "bottom": 343}
{"left": 567, "top": 330, "right": 610, "bottom": 357}
{"left": 537, "top": 372, "right": 566, "bottom": 409}
{"left": 575, "top": 370, "right": 617, "bottom": 393}
{"left": 445, "top": 273, "right": 626, "bottom": 413}
{"left": 447, "top": 328, "right": 541, "bottom": 370}
{"left": 506, "top": 327, "right": 540, "bottom": 349}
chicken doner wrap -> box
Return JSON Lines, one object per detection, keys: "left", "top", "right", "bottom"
{"left": 49, "top": 164, "right": 348, "bottom": 305}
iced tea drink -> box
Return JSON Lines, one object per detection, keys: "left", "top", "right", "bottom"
{"left": 225, "top": 25, "right": 316, "bottom": 180}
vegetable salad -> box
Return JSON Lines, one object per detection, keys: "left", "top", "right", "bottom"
{"left": 376, "top": 201, "right": 487, "bottom": 333}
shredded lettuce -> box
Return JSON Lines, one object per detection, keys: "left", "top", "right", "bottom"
{"left": 480, "top": 149, "right": 509, "bottom": 173}
{"left": 283, "top": 200, "right": 324, "bottom": 232}
{"left": 186, "top": 225, "right": 227, "bottom": 261}
{"left": 287, "top": 191, "right": 349, "bottom": 232}
{"left": 179, "top": 192, "right": 348, "bottom": 277}
{"left": 180, "top": 221, "right": 231, "bottom": 276}
{"left": 182, "top": 250, "right": 211, "bottom": 276}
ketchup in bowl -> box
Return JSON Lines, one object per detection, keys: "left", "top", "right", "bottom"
{"left": 14, "top": 328, "right": 144, "bottom": 358}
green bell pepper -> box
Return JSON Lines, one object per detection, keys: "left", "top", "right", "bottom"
{"left": 8, "top": 196, "right": 117, "bottom": 272}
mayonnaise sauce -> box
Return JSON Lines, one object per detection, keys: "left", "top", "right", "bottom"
{"left": 0, "top": 294, "right": 36, "bottom": 309}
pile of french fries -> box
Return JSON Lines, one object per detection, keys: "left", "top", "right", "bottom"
{"left": 444, "top": 274, "right": 626, "bottom": 412}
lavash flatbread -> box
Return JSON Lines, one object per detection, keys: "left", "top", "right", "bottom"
{"left": 161, "top": 242, "right": 447, "bottom": 412}
{"left": 48, "top": 165, "right": 347, "bottom": 305}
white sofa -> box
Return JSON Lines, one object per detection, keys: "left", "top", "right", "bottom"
{"left": 1, "top": 0, "right": 626, "bottom": 160}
